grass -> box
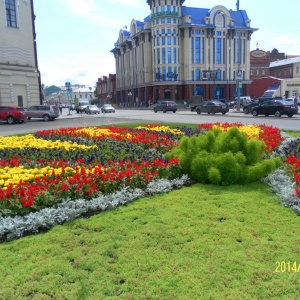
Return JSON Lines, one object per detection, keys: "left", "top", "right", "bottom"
{"left": 1, "top": 182, "right": 300, "bottom": 299}
{"left": 283, "top": 130, "right": 300, "bottom": 138}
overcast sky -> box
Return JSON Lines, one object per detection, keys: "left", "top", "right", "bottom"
{"left": 33, "top": 0, "right": 300, "bottom": 88}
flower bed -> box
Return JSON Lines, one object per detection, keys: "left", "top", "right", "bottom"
{"left": 0, "top": 123, "right": 299, "bottom": 242}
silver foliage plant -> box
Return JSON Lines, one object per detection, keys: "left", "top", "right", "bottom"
{"left": 262, "top": 133, "right": 300, "bottom": 215}
{"left": 0, "top": 175, "right": 190, "bottom": 242}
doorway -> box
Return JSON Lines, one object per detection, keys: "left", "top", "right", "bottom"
{"left": 164, "top": 89, "right": 171, "bottom": 100}
{"left": 18, "top": 96, "right": 23, "bottom": 107}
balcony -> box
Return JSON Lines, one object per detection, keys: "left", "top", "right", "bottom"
{"left": 150, "top": 11, "right": 179, "bottom": 20}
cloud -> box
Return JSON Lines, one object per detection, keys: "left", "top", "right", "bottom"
{"left": 109, "top": 0, "right": 148, "bottom": 9}
{"left": 64, "top": 0, "right": 97, "bottom": 17}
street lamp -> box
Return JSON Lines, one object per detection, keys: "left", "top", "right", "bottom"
{"left": 107, "top": 94, "right": 112, "bottom": 104}
{"left": 128, "top": 92, "right": 132, "bottom": 108}
{"left": 236, "top": 69, "right": 242, "bottom": 111}
{"left": 217, "top": 89, "right": 220, "bottom": 101}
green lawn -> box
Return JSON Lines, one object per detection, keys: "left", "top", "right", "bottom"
{"left": 1, "top": 182, "right": 300, "bottom": 299}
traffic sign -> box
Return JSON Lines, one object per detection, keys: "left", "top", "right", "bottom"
{"left": 65, "top": 82, "right": 71, "bottom": 87}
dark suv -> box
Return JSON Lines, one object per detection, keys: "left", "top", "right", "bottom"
{"left": 252, "top": 100, "right": 298, "bottom": 117}
{"left": 0, "top": 106, "right": 28, "bottom": 124}
{"left": 154, "top": 101, "right": 177, "bottom": 113}
{"left": 26, "top": 105, "right": 59, "bottom": 121}
{"left": 243, "top": 97, "right": 282, "bottom": 114}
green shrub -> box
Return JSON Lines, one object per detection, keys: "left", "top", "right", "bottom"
{"left": 165, "top": 127, "right": 282, "bottom": 185}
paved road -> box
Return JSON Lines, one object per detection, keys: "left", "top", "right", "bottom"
{"left": 0, "top": 107, "right": 299, "bottom": 136}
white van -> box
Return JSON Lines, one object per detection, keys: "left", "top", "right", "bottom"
{"left": 235, "top": 96, "right": 251, "bottom": 106}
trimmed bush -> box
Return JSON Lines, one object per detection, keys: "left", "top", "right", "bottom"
{"left": 165, "top": 127, "right": 282, "bottom": 185}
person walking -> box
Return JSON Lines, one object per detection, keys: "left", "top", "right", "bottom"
{"left": 59, "top": 103, "right": 63, "bottom": 115}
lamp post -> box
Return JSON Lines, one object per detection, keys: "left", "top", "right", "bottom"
{"left": 217, "top": 89, "right": 220, "bottom": 101}
{"left": 236, "top": 69, "right": 242, "bottom": 111}
{"left": 128, "top": 91, "right": 132, "bottom": 108}
{"left": 107, "top": 94, "right": 112, "bottom": 105}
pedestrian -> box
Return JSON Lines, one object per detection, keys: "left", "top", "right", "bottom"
{"left": 183, "top": 101, "right": 188, "bottom": 109}
{"left": 294, "top": 96, "right": 298, "bottom": 108}
{"left": 59, "top": 103, "right": 63, "bottom": 115}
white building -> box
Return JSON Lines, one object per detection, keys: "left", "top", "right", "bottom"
{"left": 0, "top": 0, "right": 41, "bottom": 107}
{"left": 111, "top": 0, "right": 257, "bottom": 104}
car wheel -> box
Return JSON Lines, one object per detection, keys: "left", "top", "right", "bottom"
{"left": 163, "top": 109, "right": 166, "bottom": 113}
{"left": 274, "top": 110, "right": 281, "bottom": 117}
{"left": 27, "top": 117, "right": 31, "bottom": 120}
{"left": 173, "top": 110, "right": 176, "bottom": 113}
{"left": 287, "top": 114, "right": 294, "bottom": 118}
{"left": 265, "top": 114, "right": 269, "bottom": 117}
{"left": 243, "top": 107, "right": 249, "bottom": 114}
{"left": 211, "top": 109, "right": 216, "bottom": 115}
{"left": 196, "top": 109, "right": 201, "bottom": 114}
{"left": 43, "top": 114, "right": 50, "bottom": 121}
{"left": 7, "top": 116, "right": 15, "bottom": 124}
{"left": 252, "top": 110, "right": 258, "bottom": 116}
{"left": 154, "top": 109, "right": 157, "bottom": 113}
{"left": 222, "top": 112, "right": 226, "bottom": 115}
{"left": 50, "top": 117, "right": 55, "bottom": 121}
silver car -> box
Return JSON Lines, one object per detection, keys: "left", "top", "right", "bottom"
{"left": 27, "top": 105, "right": 60, "bottom": 121}
{"left": 85, "top": 105, "right": 100, "bottom": 114}
{"left": 101, "top": 104, "right": 115, "bottom": 113}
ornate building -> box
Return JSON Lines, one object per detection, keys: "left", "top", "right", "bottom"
{"left": 111, "top": 0, "right": 257, "bottom": 105}
{"left": 0, "top": 0, "right": 41, "bottom": 107}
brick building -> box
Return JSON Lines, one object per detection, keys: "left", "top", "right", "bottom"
{"left": 97, "top": 74, "right": 117, "bottom": 106}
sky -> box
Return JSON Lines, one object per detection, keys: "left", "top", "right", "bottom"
{"left": 34, "top": 0, "right": 300, "bottom": 89}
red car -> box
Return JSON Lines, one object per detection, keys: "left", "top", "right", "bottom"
{"left": 0, "top": 106, "right": 28, "bottom": 124}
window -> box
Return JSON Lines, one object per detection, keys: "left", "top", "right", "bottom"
{"left": 195, "top": 37, "right": 200, "bottom": 64}
{"left": 162, "top": 48, "right": 166, "bottom": 64}
{"left": 168, "top": 48, "right": 171, "bottom": 63}
{"left": 5, "top": 0, "right": 17, "bottom": 28}
{"left": 196, "top": 69, "right": 201, "bottom": 81}
{"left": 173, "top": 48, "right": 177, "bottom": 63}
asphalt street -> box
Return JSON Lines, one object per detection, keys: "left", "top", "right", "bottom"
{"left": 0, "top": 107, "right": 299, "bottom": 136}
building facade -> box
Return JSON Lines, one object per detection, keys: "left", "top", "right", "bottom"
{"left": 111, "top": 0, "right": 257, "bottom": 106}
{"left": 0, "top": 0, "right": 41, "bottom": 107}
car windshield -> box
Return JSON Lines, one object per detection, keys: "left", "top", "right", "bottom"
{"left": 104, "top": 104, "right": 112, "bottom": 107}
{"left": 89, "top": 105, "right": 97, "bottom": 108}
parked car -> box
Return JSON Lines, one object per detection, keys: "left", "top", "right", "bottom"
{"left": 195, "top": 100, "right": 229, "bottom": 115}
{"left": 0, "top": 106, "right": 27, "bottom": 124}
{"left": 26, "top": 105, "right": 59, "bottom": 121}
{"left": 101, "top": 104, "right": 115, "bottom": 113}
{"left": 85, "top": 105, "right": 100, "bottom": 114}
{"left": 243, "top": 97, "right": 282, "bottom": 114}
{"left": 154, "top": 100, "right": 177, "bottom": 113}
{"left": 251, "top": 100, "right": 298, "bottom": 117}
